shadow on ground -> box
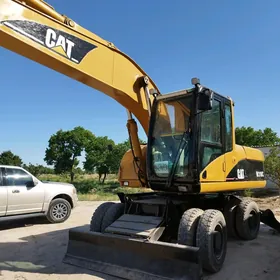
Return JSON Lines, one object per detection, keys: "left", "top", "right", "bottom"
{"left": 0, "top": 225, "right": 119, "bottom": 279}
{"left": 0, "top": 216, "right": 49, "bottom": 230}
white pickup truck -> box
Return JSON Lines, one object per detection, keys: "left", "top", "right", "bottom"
{"left": 0, "top": 165, "right": 78, "bottom": 223}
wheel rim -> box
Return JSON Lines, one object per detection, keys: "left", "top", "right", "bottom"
{"left": 213, "top": 224, "right": 225, "bottom": 260}
{"left": 52, "top": 203, "right": 68, "bottom": 220}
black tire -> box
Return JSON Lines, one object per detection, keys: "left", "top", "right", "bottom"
{"left": 196, "top": 209, "right": 227, "bottom": 273}
{"left": 101, "top": 203, "right": 125, "bottom": 232}
{"left": 46, "top": 198, "right": 72, "bottom": 223}
{"left": 235, "top": 199, "right": 260, "bottom": 240}
{"left": 178, "top": 208, "right": 204, "bottom": 246}
{"left": 90, "top": 202, "right": 115, "bottom": 232}
{"left": 224, "top": 197, "right": 240, "bottom": 238}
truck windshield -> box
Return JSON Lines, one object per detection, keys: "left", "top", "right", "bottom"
{"left": 150, "top": 94, "right": 193, "bottom": 178}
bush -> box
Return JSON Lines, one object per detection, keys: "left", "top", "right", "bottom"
{"left": 74, "top": 180, "right": 98, "bottom": 194}
{"left": 237, "top": 189, "right": 253, "bottom": 197}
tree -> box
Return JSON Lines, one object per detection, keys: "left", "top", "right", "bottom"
{"left": 110, "top": 140, "right": 131, "bottom": 173}
{"left": 0, "top": 150, "right": 22, "bottom": 166}
{"left": 84, "top": 136, "right": 115, "bottom": 183}
{"left": 44, "top": 126, "right": 94, "bottom": 183}
{"left": 264, "top": 146, "right": 280, "bottom": 189}
{"left": 22, "top": 163, "right": 54, "bottom": 177}
{"left": 84, "top": 137, "right": 146, "bottom": 183}
{"left": 109, "top": 138, "right": 146, "bottom": 173}
{"left": 235, "top": 126, "right": 280, "bottom": 147}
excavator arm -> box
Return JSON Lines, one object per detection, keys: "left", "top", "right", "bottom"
{"left": 0, "top": 0, "right": 162, "bottom": 186}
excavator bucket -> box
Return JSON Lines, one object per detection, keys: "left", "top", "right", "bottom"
{"left": 63, "top": 226, "right": 203, "bottom": 280}
{"left": 260, "top": 209, "right": 280, "bottom": 232}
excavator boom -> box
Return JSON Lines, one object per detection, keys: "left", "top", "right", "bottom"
{"left": 0, "top": 0, "right": 158, "bottom": 134}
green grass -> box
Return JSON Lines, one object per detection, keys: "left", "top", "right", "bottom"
{"left": 38, "top": 173, "right": 150, "bottom": 201}
{"left": 242, "top": 189, "right": 253, "bottom": 197}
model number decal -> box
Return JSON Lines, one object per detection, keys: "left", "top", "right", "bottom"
{"left": 237, "top": 168, "right": 245, "bottom": 179}
{"left": 256, "top": 171, "right": 264, "bottom": 178}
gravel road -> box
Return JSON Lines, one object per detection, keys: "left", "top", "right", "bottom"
{"left": 0, "top": 201, "right": 280, "bottom": 280}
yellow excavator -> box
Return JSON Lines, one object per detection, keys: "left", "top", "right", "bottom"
{"left": 1, "top": 1, "right": 280, "bottom": 279}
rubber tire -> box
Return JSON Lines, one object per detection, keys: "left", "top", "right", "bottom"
{"left": 178, "top": 208, "right": 204, "bottom": 246}
{"left": 196, "top": 209, "right": 227, "bottom": 273}
{"left": 90, "top": 202, "right": 115, "bottom": 232}
{"left": 101, "top": 203, "right": 125, "bottom": 233}
{"left": 224, "top": 197, "right": 240, "bottom": 238}
{"left": 235, "top": 199, "right": 260, "bottom": 240}
{"left": 46, "top": 198, "right": 72, "bottom": 223}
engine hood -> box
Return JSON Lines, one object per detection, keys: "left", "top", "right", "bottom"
{"left": 41, "top": 181, "right": 74, "bottom": 188}
{"left": 241, "top": 145, "right": 265, "bottom": 162}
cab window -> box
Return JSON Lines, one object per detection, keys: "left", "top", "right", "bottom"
{"left": 225, "top": 103, "right": 233, "bottom": 152}
{"left": 200, "top": 99, "right": 222, "bottom": 170}
{"left": 200, "top": 99, "right": 221, "bottom": 144}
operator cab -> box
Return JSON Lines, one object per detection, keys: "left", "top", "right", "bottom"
{"left": 147, "top": 78, "right": 234, "bottom": 193}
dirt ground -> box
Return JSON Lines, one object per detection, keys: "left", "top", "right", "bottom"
{"left": 0, "top": 199, "right": 280, "bottom": 280}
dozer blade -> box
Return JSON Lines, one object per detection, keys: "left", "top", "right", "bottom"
{"left": 63, "top": 226, "right": 203, "bottom": 280}
{"left": 260, "top": 209, "right": 280, "bottom": 232}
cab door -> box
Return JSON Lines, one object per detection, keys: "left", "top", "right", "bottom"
{"left": 0, "top": 168, "right": 7, "bottom": 216}
{"left": 199, "top": 96, "right": 225, "bottom": 182}
{"left": 223, "top": 100, "right": 238, "bottom": 179}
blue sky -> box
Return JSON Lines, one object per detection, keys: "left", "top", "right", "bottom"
{"left": 0, "top": 0, "right": 279, "bottom": 166}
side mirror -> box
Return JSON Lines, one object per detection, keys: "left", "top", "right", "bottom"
{"left": 198, "top": 89, "right": 213, "bottom": 111}
{"left": 26, "top": 180, "right": 35, "bottom": 188}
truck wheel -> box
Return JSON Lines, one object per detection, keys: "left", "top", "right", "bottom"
{"left": 235, "top": 199, "right": 260, "bottom": 240}
{"left": 224, "top": 197, "right": 240, "bottom": 238}
{"left": 90, "top": 202, "right": 115, "bottom": 232}
{"left": 101, "top": 203, "right": 125, "bottom": 232}
{"left": 178, "top": 208, "right": 204, "bottom": 246}
{"left": 46, "top": 198, "right": 72, "bottom": 223}
{"left": 196, "top": 209, "right": 227, "bottom": 273}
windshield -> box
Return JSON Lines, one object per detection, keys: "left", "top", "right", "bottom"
{"left": 150, "top": 94, "right": 193, "bottom": 178}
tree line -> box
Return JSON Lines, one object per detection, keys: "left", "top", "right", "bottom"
{"left": 0, "top": 126, "right": 145, "bottom": 183}
{"left": 0, "top": 126, "right": 280, "bottom": 186}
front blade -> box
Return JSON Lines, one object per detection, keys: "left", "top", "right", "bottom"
{"left": 63, "top": 226, "right": 203, "bottom": 280}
